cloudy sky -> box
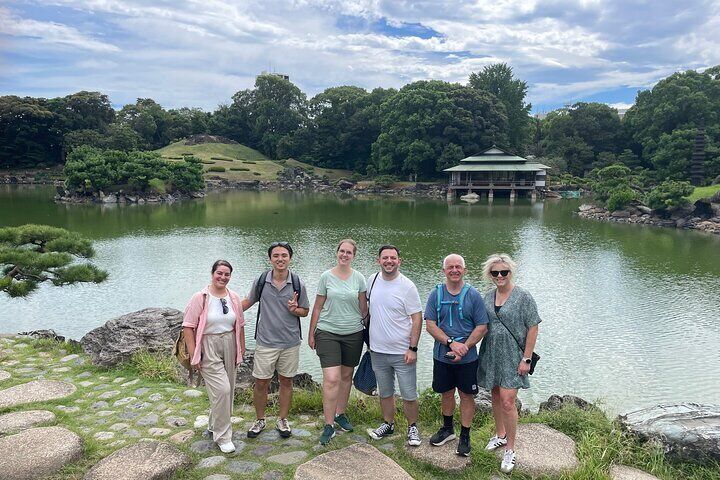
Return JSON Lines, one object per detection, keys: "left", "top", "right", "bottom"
{"left": 1, "top": 0, "right": 719, "bottom": 113}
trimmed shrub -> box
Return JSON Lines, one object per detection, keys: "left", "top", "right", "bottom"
{"left": 208, "top": 166, "right": 226, "bottom": 172}
{"left": 201, "top": 160, "right": 215, "bottom": 164}
{"left": 607, "top": 187, "right": 638, "bottom": 212}
{"left": 646, "top": 181, "right": 694, "bottom": 211}
{"left": 374, "top": 174, "right": 397, "bottom": 188}
{"left": 147, "top": 177, "right": 166, "bottom": 194}
{"left": 210, "top": 157, "right": 234, "bottom": 162}
{"left": 230, "top": 167, "right": 250, "bottom": 171}
{"left": 253, "top": 172, "right": 262, "bottom": 176}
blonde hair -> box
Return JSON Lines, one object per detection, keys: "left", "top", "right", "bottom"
{"left": 482, "top": 253, "right": 517, "bottom": 282}
{"left": 336, "top": 238, "right": 358, "bottom": 255}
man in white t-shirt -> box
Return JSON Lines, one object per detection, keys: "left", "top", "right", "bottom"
{"left": 366, "top": 244, "right": 423, "bottom": 446}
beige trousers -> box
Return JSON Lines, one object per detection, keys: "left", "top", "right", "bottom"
{"left": 201, "top": 331, "right": 237, "bottom": 444}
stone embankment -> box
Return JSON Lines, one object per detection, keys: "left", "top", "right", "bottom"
{"left": 0, "top": 170, "right": 63, "bottom": 186}
{"left": 54, "top": 189, "right": 205, "bottom": 205}
{"left": 577, "top": 202, "right": 720, "bottom": 235}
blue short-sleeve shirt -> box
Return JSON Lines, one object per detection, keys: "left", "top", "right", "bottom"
{"left": 424, "top": 284, "right": 488, "bottom": 364}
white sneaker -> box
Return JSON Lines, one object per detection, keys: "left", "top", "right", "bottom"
{"left": 500, "top": 449, "right": 516, "bottom": 473}
{"left": 407, "top": 424, "right": 421, "bottom": 446}
{"left": 218, "top": 441, "right": 236, "bottom": 454}
{"left": 485, "top": 434, "right": 508, "bottom": 451}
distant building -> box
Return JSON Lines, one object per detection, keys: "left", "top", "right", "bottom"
{"left": 444, "top": 146, "right": 550, "bottom": 200}
{"left": 257, "top": 71, "right": 290, "bottom": 81}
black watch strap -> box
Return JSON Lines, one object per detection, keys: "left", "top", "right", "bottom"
{"left": 408, "top": 346, "right": 418, "bottom": 352}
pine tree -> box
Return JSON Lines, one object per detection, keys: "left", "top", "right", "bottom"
{"left": 0, "top": 224, "right": 108, "bottom": 297}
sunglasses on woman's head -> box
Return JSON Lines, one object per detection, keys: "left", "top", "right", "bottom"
{"left": 490, "top": 270, "right": 510, "bottom": 278}
{"left": 220, "top": 298, "right": 229, "bottom": 314}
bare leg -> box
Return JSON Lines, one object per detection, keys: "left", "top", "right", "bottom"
{"left": 403, "top": 399, "right": 419, "bottom": 425}
{"left": 499, "top": 387, "right": 519, "bottom": 450}
{"left": 491, "top": 386, "right": 506, "bottom": 437}
{"left": 458, "top": 392, "right": 475, "bottom": 428}
{"left": 322, "top": 366, "right": 341, "bottom": 425}
{"left": 278, "top": 375, "right": 293, "bottom": 419}
{"left": 380, "top": 395, "right": 396, "bottom": 424}
{"left": 253, "top": 378, "right": 271, "bottom": 420}
{"left": 441, "top": 390, "right": 456, "bottom": 417}
{"left": 335, "top": 365, "right": 354, "bottom": 415}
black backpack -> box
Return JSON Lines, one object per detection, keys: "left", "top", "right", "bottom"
{"left": 254, "top": 270, "right": 303, "bottom": 339}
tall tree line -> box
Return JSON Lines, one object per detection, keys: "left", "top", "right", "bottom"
{"left": 2, "top": 64, "right": 719, "bottom": 182}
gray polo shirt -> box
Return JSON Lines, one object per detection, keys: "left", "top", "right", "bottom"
{"left": 247, "top": 270, "right": 310, "bottom": 349}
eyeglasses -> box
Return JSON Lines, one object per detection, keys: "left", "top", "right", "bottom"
{"left": 220, "top": 298, "right": 229, "bottom": 315}
{"left": 490, "top": 270, "right": 510, "bottom": 278}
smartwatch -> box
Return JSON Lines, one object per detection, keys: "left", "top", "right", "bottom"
{"left": 522, "top": 357, "right": 532, "bottom": 364}
{"left": 408, "top": 346, "right": 418, "bottom": 352}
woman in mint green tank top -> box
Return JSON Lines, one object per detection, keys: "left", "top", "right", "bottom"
{"left": 308, "top": 239, "right": 368, "bottom": 445}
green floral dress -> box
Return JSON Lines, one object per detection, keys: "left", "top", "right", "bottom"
{"left": 477, "top": 286, "right": 541, "bottom": 390}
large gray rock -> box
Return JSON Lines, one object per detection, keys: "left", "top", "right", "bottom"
{"left": 475, "top": 388, "right": 521, "bottom": 415}
{"left": 0, "top": 410, "right": 56, "bottom": 434}
{"left": 295, "top": 443, "right": 412, "bottom": 480}
{"left": 84, "top": 441, "right": 191, "bottom": 479}
{"left": 609, "top": 465, "right": 660, "bottom": 480}
{"left": 81, "top": 308, "right": 183, "bottom": 366}
{"left": 0, "top": 380, "right": 76, "bottom": 408}
{"left": 539, "top": 394, "right": 596, "bottom": 413}
{"left": 619, "top": 403, "right": 720, "bottom": 463}
{"left": 0, "top": 370, "right": 9, "bottom": 382}
{"left": 495, "top": 423, "right": 579, "bottom": 476}
{"left": 403, "top": 437, "right": 471, "bottom": 472}
{"left": 0, "top": 426, "right": 83, "bottom": 479}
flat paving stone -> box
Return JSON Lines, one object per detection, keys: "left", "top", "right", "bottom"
{"left": 293, "top": 428, "right": 312, "bottom": 437}
{"left": 109, "top": 423, "right": 130, "bottom": 431}
{"left": 119, "top": 411, "right": 140, "bottom": 420}
{"left": 404, "top": 438, "right": 470, "bottom": 472}
{"left": 83, "top": 441, "right": 191, "bottom": 480}
{"left": 136, "top": 413, "right": 159, "bottom": 426}
{"left": 184, "top": 389, "right": 203, "bottom": 397}
{"left": 295, "top": 443, "right": 412, "bottom": 480}
{"left": 92, "top": 401, "right": 109, "bottom": 409}
{"left": 253, "top": 444, "right": 274, "bottom": 456}
{"left": 95, "top": 432, "right": 115, "bottom": 441}
{"left": 60, "top": 354, "right": 80, "bottom": 363}
{"left": 149, "top": 428, "right": 172, "bottom": 436}
{"left": 610, "top": 465, "right": 661, "bottom": 480}
{"left": 148, "top": 393, "right": 163, "bottom": 401}
{"left": 267, "top": 450, "right": 308, "bottom": 465}
{"left": 195, "top": 415, "right": 209, "bottom": 428}
{"left": 0, "top": 380, "right": 76, "bottom": 408}
{"left": 76, "top": 372, "right": 92, "bottom": 378}
{"left": 166, "top": 416, "right": 188, "bottom": 427}
{"left": 135, "top": 388, "right": 150, "bottom": 396}
{"left": 97, "top": 390, "right": 121, "bottom": 399}
{"left": 226, "top": 460, "right": 261, "bottom": 474}
{"left": 204, "top": 475, "right": 231, "bottom": 480}
{"left": 79, "top": 381, "right": 94, "bottom": 387}
{"left": 113, "top": 396, "right": 137, "bottom": 406}
{"left": 258, "top": 429, "right": 281, "bottom": 442}
{"left": 0, "top": 370, "right": 11, "bottom": 381}
{"left": 169, "top": 429, "right": 194, "bottom": 444}
{"left": 494, "top": 423, "right": 579, "bottom": 476}
{"left": 122, "top": 379, "right": 140, "bottom": 387}
{"left": 52, "top": 366, "right": 71, "bottom": 373}
{"left": 191, "top": 439, "right": 215, "bottom": 453}
{"left": 97, "top": 410, "right": 115, "bottom": 417}
{"left": 56, "top": 405, "right": 80, "bottom": 413}
{"left": 0, "top": 426, "right": 83, "bottom": 479}
{"left": 264, "top": 471, "right": 284, "bottom": 480}
{"left": 0, "top": 410, "right": 56, "bottom": 434}
{"left": 198, "top": 455, "right": 227, "bottom": 469}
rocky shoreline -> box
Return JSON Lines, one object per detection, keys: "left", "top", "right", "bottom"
{"left": 577, "top": 202, "right": 720, "bottom": 235}
{"left": 54, "top": 189, "right": 206, "bottom": 205}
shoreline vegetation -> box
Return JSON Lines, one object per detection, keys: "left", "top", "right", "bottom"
{"left": 1, "top": 331, "right": 718, "bottom": 479}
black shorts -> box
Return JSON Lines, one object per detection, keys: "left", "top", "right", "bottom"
{"left": 432, "top": 358, "right": 479, "bottom": 395}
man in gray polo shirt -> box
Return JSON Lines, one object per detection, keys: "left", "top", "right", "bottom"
{"left": 242, "top": 242, "right": 310, "bottom": 438}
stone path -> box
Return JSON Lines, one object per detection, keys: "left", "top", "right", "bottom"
{"left": 0, "top": 426, "right": 83, "bottom": 479}
{"left": 403, "top": 438, "right": 472, "bottom": 472}
{"left": 83, "top": 441, "right": 191, "bottom": 479}
{"left": 0, "top": 379, "right": 76, "bottom": 408}
{"left": 0, "top": 370, "right": 10, "bottom": 382}
{"left": 295, "top": 443, "right": 413, "bottom": 480}
{"left": 610, "top": 465, "right": 661, "bottom": 480}
{"left": 0, "top": 409, "right": 56, "bottom": 434}
{"left": 494, "top": 423, "right": 579, "bottom": 476}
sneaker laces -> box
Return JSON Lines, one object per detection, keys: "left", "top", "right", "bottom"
{"left": 278, "top": 418, "right": 290, "bottom": 431}
{"left": 374, "top": 422, "right": 393, "bottom": 436}
{"left": 408, "top": 425, "right": 419, "bottom": 438}
{"left": 503, "top": 449, "right": 516, "bottom": 464}
{"left": 251, "top": 418, "right": 265, "bottom": 431}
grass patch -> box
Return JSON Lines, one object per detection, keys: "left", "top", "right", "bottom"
{"left": 243, "top": 160, "right": 257, "bottom": 164}
{"left": 687, "top": 184, "right": 720, "bottom": 202}
{"left": 125, "top": 350, "right": 178, "bottom": 382}
{"left": 207, "top": 166, "right": 226, "bottom": 172}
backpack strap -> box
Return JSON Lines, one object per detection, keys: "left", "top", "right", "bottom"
{"left": 290, "top": 271, "right": 303, "bottom": 339}
{"left": 366, "top": 272, "right": 380, "bottom": 303}
{"left": 253, "top": 270, "right": 270, "bottom": 340}
{"left": 457, "top": 284, "right": 471, "bottom": 323}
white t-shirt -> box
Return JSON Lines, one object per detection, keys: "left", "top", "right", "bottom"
{"left": 205, "top": 293, "right": 236, "bottom": 334}
{"left": 367, "top": 273, "right": 423, "bottom": 354}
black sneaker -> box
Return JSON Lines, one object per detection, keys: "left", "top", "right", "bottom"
{"left": 429, "top": 426, "right": 456, "bottom": 446}
{"left": 456, "top": 433, "right": 471, "bottom": 456}
{"left": 367, "top": 421, "right": 394, "bottom": 440}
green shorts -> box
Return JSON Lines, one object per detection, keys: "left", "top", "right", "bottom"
{"left": 314, "top": 329, "right": 364, "bottom": 368}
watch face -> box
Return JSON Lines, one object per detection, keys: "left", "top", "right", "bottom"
{"left": 524, "top": 358, "right": 532, "bottom": 364}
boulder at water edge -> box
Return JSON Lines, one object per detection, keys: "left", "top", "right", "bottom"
{"left": 0, "top": 426, "right": 83, "bottom": 479}
{"left": 295, "top": 443, "right": 412, "bottom": 480}
{"left": 81, "top": 308, "right": 183, "bottom": 366}
{"left": 84, "top": 441, "right": 191, "bottom": 479}
{"left": 539, "top": 394, "right": 596, "bottom": 413}
{"left": 619, "top": 403, "right": 720, "bottom": 464}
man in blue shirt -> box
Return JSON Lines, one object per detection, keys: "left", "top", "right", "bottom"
{"left": 424, "top": 253, "right": 488, "bottom": 457}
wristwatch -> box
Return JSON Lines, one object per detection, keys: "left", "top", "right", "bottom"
{"left": 446, "top": 338, "right": 454, "bottom": 346}
{"left": 522, "top": 357, "right": 532, "bottom": 364}
{"left": 408, "top": 346, "right": 418, "bottom": 352}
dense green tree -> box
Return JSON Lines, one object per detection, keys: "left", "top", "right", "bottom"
{"left": 542, "top": 103, "right": 625, "bottom": 176}
{"left": 49, "top": 91, "right": 114, "bottom": 132}
{"left": 117, "top": 98, "right": 173, "bottom": 149}
{"left": 0, "top": 96, "right": 64, "bottom": 168}
{"left": 167, "top": 107, "right": 209, "bottom": 140}
{"left": 437, "top": 143, "right": 465, "bottom": 171}
{"left": 371, "top": 81, "right": 508, "bottom": 179}
{"left": 469, "top": 63, "right": 531, "bottom": 154}
{"left": 0, "top": 224, "right": 107, "bottom": 298}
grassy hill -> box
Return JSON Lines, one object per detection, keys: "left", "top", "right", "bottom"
{"left": 687, "top": 184, "right": 720, "bottom": 202}
{"left": 156, "top": 140, "right": 351, "bottom": 182}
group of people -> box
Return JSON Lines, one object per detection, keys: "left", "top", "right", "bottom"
{"left": 182, "top": 239, "right": 540, "bottom": 474}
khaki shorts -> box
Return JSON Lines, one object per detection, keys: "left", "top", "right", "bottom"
{"left": 252, "top": 344, "right": 300, "bottom": 379}
{"left": 314, "top": 329, "right": 364, "bottom": 369}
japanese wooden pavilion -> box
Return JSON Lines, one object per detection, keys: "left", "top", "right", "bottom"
{"left": 444, "top": 146, "right": 550, "bottom": 200}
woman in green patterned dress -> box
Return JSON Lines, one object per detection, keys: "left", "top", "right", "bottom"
{"left": 477, "top": 253, "right": 540, "bottom": 474}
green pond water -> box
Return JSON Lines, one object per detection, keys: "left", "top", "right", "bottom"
{"left": 2, "top": 185, "right": 719, "bottom": 414}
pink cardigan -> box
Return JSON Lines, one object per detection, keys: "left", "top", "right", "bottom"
{"left": 182, "top": 286, "right": 245, "bottom": 366}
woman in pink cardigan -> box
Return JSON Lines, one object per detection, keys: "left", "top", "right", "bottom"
{"left": 183, "top": 259, "right": 246, "bottom": 453}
